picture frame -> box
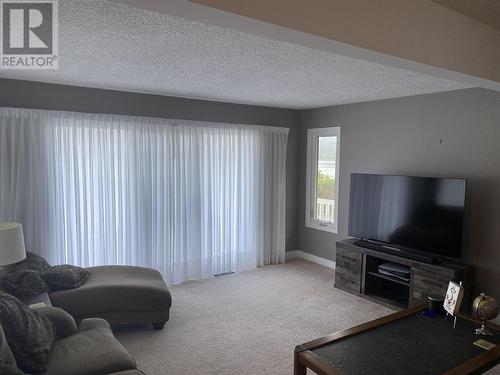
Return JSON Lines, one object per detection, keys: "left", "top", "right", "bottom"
{"left": 443, "top": 281, "right": 464, "bottom": 316}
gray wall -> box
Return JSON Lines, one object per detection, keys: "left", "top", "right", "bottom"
{"left": 299, "top": 88, "right": 500, "bottom": 299}
{"left": 3, "top": 79, "right": 498, "bottom": 299}
{"left": 0, "top": 78, "right": 300, "bottom": 252}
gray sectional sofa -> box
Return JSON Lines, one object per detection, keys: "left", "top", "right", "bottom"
{"left": 0, "top": 253, "right": 172, "bottom": 374}
{"left": 1, "top": 306, "right": 145, "bottom": 375}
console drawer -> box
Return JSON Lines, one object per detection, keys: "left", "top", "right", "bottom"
{"left": 413, "top": 264, "right": 454, "bottom": 282}
{"left": 412, "top": 268, "right": 452, "bottom": 298}
{"left": 336, "top": 246, "right": 362, "bottom": 262}
{"left": 411, "top": 290, "right": 428, "bottom": 304}
{"left": 336, "top": 254, "right": 362, "bottom": 277}
{"left": 335, "top": 271, "right": 361, "bottom": 293}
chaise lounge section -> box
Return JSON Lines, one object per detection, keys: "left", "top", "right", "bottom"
{"left": 49, "top": 266, "right": 172, "bottom": 330}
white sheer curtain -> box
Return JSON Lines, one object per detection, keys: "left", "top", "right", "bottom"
{"left": 0, "top": 107, "right": 288, "bottom": 283}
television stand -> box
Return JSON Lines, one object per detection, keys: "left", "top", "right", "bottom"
{"left": 354, "top": 239, "right": 438, "bottom": 264}
{"left": 335, "top": 238, "right": 471, "bottom": 310}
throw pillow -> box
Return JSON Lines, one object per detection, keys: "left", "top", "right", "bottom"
{"left": 0, "top": 292, "right": 55, "bottom": 374}
{"left": 9, "top": 252, "right": 51, "bottom": 274}
{"left": 1, "top": 271, "right": 49, "bottom": 297}
{"left": 42, "top": 265, "right": 90, "bottom": 291}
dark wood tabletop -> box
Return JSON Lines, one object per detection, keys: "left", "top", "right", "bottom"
{"left": 294, "top": 305, "right": 500, "bottom": 375}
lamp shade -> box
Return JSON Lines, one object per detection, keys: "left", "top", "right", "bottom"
{"left": 0, "top": 223, "right": 27, "bottom": 266}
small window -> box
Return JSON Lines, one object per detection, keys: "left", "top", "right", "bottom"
{"left": 305, "top": 127, "right": 340, "bottom": 233}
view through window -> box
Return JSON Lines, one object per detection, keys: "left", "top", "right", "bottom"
{"left": 306, "top": 127, "right": 340, "bottom": 233}
{"left": 316, "top": 136, "right": 337, "bottom": 223}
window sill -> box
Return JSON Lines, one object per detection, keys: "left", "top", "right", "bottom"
{"left": 305, "top": 221, "right": 338, "bottom": 234}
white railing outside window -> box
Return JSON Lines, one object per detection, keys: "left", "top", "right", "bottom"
{"left": 316, "top": 199, "right": 335, "bottom": 223}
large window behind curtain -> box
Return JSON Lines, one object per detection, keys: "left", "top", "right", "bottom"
{"left": 0, "top": 107, "right": 288, "bottom": 284}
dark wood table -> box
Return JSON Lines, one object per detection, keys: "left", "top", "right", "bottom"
{"left": 294, "top": 305, "right": 500, "bottom": 375}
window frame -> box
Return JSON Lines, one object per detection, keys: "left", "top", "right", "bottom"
{"left": 305, "top": 126, "right": 341, "bottom": 234}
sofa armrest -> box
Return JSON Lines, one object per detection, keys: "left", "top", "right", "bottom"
{"left": 78, "top": 318, "right": 111, "bottom": 332}
{"left": 36, "top": 306, "right": 77, "bottom": 339}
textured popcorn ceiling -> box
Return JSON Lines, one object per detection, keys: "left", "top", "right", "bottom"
{"left": 0, "top": 0, "right": 471, "bottom": 109}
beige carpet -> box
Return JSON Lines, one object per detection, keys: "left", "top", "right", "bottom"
{"left": 114, "top": 259, "right": 395, "bottom": 375}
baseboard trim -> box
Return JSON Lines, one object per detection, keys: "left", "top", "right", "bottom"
{"left": 286, "top": 250, "right": 336, "bottom": 269}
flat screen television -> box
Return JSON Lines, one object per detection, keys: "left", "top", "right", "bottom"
{"left": 348, "top": 173, "right": 466, "bottom": 261}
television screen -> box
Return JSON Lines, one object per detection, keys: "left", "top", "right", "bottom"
{"left": 348, "top": 174, "right": 466, "bottom": 259}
